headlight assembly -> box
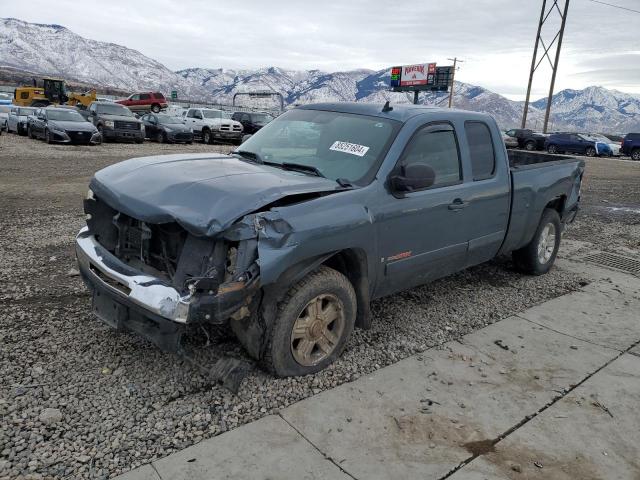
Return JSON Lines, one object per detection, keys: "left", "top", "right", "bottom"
{"left": 104, "top": 120, "right": 114, "bottom": 128}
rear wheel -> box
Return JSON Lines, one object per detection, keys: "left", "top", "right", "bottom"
{"left": 155, "top": 131, "right": 165, "bottom": 143}
{"left": 525, "top": 140, "right": 536, "bottom": 151}
{"left": 259, "top": 266, "right": 357, "bottom": 377}
{"left": 547, "top": 144, "right": 558, "bottom": 154}
{"left": 586, "top": 147, "right": 596, "bottom": 157}
{"left": 631, "top": 149, "right": 640, "bottom": 161}
{"left": 513, "top": 208, "right": 561, "bottom": 275}
{"left": 151, "top": 104, "right": 161, "bottom": 113}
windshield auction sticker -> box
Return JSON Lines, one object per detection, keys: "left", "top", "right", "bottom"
{"left": 330, "top": 141, "right": 370, "bottom": 157}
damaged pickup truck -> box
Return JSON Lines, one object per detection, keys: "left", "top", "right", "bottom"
{"left": 76, "top": 102, "right": 584, "bottom": 377}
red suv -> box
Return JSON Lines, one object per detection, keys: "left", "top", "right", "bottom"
{"left": 116, "top": 92, "right": 168, "bottom": 113}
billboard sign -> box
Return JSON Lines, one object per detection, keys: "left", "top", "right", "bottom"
{"left": 398, "top": 63, "right": 436, "bottom": 87}
{"left": 390, "top": 63, "right": 453, "bottom": 92}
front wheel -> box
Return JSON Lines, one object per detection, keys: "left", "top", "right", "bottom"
{"left": 547, "top": 144, "right": 557, "bottom": 154}
{"left": 45, "top": 129, "right": 52, "bottom": 144}
{"left": 525, "top": 141, "right": 536, "bottom": 151}
{"left": 513, "top": 208, "right": 561, "bottom": 275}
{"left": 155, "top": 131, "right": 165, "bottom": 143}
{"left": 202, "top": 129, "right": 212, "bottom": 144}
{"left": 260, "top": 266, "right": 357, "bottom": 377}
{"left": 631, "top": 149, "right": 640, "bottom": 161}
{"left": 151, "top": 104, "right": 161, "bottom": 113}
{"left": 28, "top": 126, "right": 34, "bottom": 139}
{"left": 586, "top": 147, "right": 596, "bottom": 157}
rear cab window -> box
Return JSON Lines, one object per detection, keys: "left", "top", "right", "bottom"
{"left": 465, "top": 121, "right": 496, "bottom": 181}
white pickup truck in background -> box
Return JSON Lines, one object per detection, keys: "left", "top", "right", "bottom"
{"left": 184, "top": 107, "right": 243, "bottom": 144}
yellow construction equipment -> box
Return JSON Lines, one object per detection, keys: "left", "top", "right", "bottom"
{"left": 13, "top": 78, "right": 96, "bottom": 109}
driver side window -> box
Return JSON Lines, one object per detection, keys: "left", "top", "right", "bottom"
{"left": 400, "top": 124, "right": 462, "bottom": 189}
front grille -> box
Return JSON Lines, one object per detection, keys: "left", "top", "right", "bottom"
{"left": 114, "top": 121, "right": 140, "bottom": 131}
{"left": 68, "top": 131, "right": 92, "bottom": 143}
{"left": 85, "top": 196, "right": 187, "bottom": 282}
{"left": 220, "top": 124, "right": 232, "bottom": 131}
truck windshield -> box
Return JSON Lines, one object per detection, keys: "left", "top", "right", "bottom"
{"left": 97, "top": 105, "right": 134, "bottom": 117}
{"left": 18, "top": 108, "right": 36, "bottom": 116}
{"left": 202, "top": 110, "right": 223, "bottom": 119}
{"left": 237, "top": 109, "right": 401, "bottom": 185}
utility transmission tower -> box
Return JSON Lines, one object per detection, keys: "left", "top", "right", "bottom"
{"left": 521, "top": 0, "right": 570, "bottom": 132}
{"left": 447, "top": 57, "right": 463, "bottom": 108}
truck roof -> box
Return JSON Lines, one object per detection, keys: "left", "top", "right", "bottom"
{"left": 297, "top": 102, "right": 494, "bottom": 124}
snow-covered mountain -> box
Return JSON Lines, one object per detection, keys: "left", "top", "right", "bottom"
{"left": 1, "top": 17, "right": 638, "bottom": 132}
{"left": 0, "top": 18, "right": 208, "bottom": 98}
{"left": 532, "top": 86, "right": 640, "bottom": 133}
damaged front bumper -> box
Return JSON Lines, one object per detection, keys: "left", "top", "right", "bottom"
{"left": 75, "top": 226, "right": 259, "bottom": 351}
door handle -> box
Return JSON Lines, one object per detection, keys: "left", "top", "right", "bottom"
{"left": 448, "top": 199, "right": 469, "bottom": 210}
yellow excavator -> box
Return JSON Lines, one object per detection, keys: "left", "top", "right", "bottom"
{"left": 12, "top": 77, "right": 96, "bottom": 109}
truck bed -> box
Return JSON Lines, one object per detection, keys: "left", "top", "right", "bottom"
{"left": 500, "top": 150, "right": 585, "bottom": 255}
{"left": 508, "top": 149, "right": 574, "bottom": 167}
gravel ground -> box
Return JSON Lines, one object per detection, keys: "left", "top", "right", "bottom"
{"left": 1, "top": 134, "right": 636, "bottom": 479}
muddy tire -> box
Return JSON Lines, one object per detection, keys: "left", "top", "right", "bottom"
{"left": 513, "top": 208, "right": 561, "bottom": 275}
{"left": 261, "top": 266, "right": 357, "bottom": 377}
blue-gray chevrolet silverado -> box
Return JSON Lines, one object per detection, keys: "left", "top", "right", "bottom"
{"left": 76, "top": 102, "right": 584, "bottom": 379}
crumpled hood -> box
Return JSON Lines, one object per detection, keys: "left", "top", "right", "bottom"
{"left": 90, "top": 153, "right": 341, "bottom": 237}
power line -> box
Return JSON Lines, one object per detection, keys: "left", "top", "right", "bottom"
{"left": 588, "top": 0, "right": 640, "bottom": 14}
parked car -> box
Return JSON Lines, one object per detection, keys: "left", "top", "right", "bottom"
{"left": 588, "top": 134, "right": 620, "bottom": 156}
{"left": 0, "top": 105, "right": 10, "bottom": 131}
{"left": 116, "top": 92, "right": 168, "bottom": 113}
{"left": 76, "top": 103, "right": 584, "bottom": 377}
{"left": 141, "top": 113, "right": 193, "bottom": 144}
{"left": 7, "top": 106, "right": 37, "bottom": 135}
{"left": 620, "top": 133, "right": 640, "bottom": 160}
{"left": 545, "top": 133, "right": 612, "bottom": 157}
{"left": 27, "top": 107, "right": 101, "bottom": 145}
{"left": 85, "top": 102, "right": 144, "bottom": 143}
{"left": 183, "top": 107, "right": 243, "bottom": 144}
{"left": 504, "top": 128, "right": 547, "bottom": 151}
{"left": 502, "top": 130, "right": 519, "bottom": 148}
{"left": 231, "top": 111, "right": 274, "bottom": 134}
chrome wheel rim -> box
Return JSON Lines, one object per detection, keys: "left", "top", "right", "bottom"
{"left": 290, "top": 294, "right": 345, "bottom": 366}
{"left": 537, "top": 223, "right": 557, "bottom": 264}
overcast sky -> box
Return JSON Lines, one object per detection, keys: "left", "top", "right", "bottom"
{"left": 3, "top": 0, "right": 639, "bottom": 99}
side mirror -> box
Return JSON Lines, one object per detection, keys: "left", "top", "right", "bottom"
{"left": 390, "top": 163, "right": 436, "bottom": 192}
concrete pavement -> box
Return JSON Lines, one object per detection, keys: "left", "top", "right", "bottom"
{"left": 116, "top": 246, "right": 640, "bottom": 480}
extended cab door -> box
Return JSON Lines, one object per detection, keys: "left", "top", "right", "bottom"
{"left": 374, "top": 122, "right": 470, "bottom": 297}
{"left": 460, "top": 120, "right": 511, "bottom": 266}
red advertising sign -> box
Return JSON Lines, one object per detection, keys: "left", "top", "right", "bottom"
{"left": 400, "top": 63, "right": 436, "bottom": 87}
